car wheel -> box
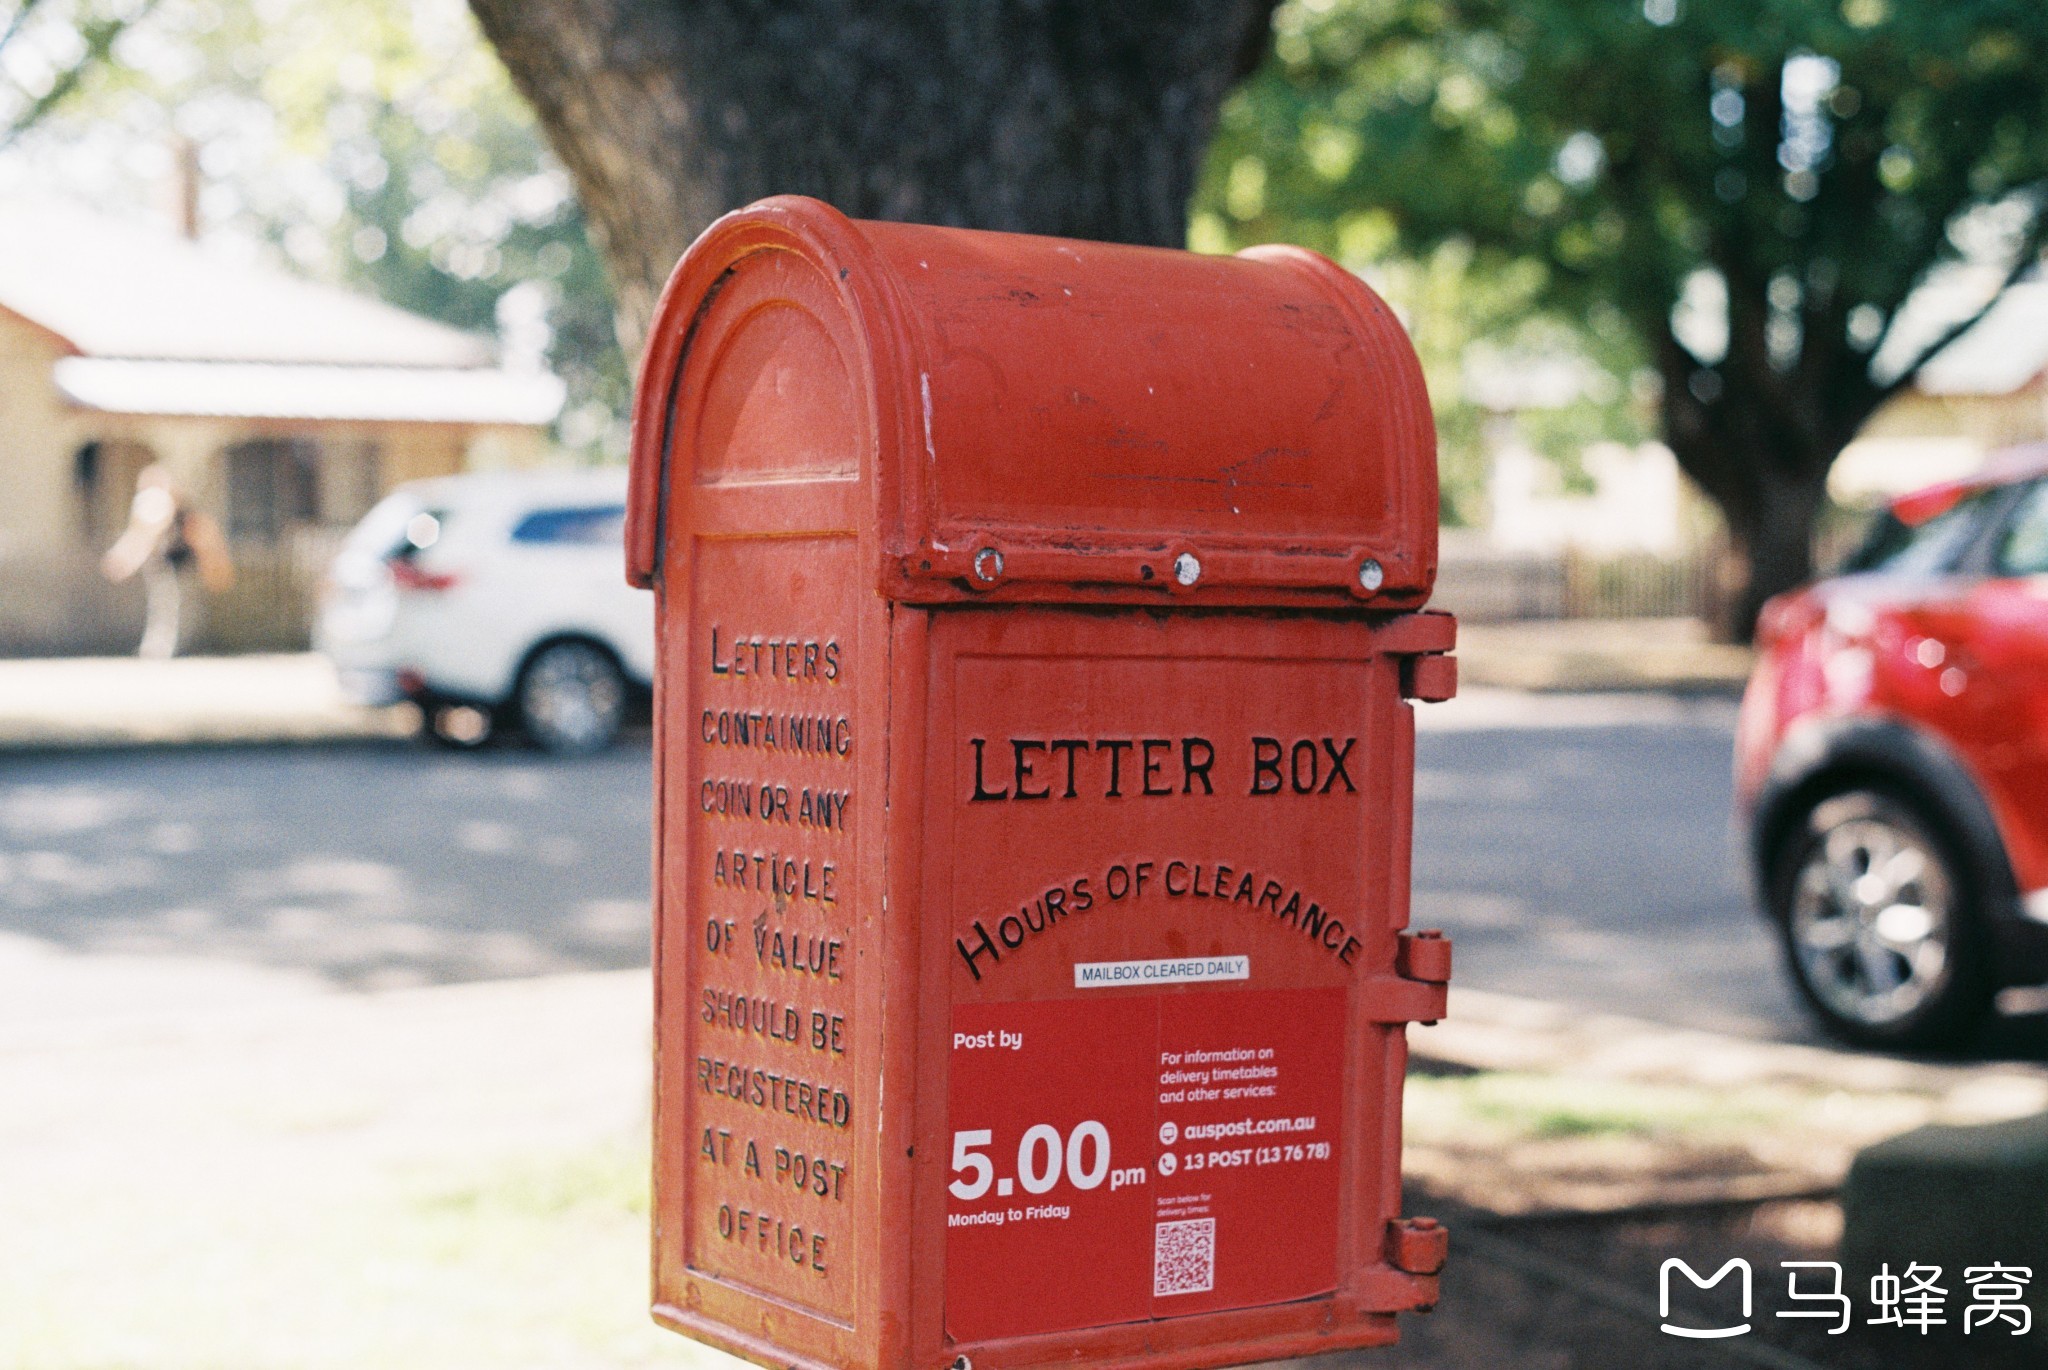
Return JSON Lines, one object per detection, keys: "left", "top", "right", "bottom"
{"left": 517, "top": 640, "right": 626, "bottom": 755}
{"left": 424, "top": 701, "right": 495, "bottom": 750}
{"left": 1770, "top": 788, "right": 1994, "bottom": 1050}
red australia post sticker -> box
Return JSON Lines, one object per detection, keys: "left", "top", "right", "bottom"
{"left": 943, "top": 987, "right": 1346, "bottom": 1342}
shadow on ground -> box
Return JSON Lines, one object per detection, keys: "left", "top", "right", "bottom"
{"left": 1270, "top": 1189, "right": 2041, "bottom": 1369}
{"left": 0, "top": 739, "right": 654, "bottom": 988}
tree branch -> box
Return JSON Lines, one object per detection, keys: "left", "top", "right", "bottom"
{"left": 1230, "top": 0, "right": 1283, "bottom": 82}
{"left": 0, "top": 0, "right": 160, "bottom": 149}
{"left": 1872, "top": 197, "right": 2048, "bottom": 407}
{"left": 0, "top": 0, "right": 55, "bottom": 59}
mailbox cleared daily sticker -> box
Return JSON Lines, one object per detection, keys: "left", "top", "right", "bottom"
{"left": 943, "top": 987, "right": 1345, "bottom": 1342}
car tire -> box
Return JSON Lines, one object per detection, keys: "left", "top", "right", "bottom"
{"left": 516, "top": 640, "right": 626, "bottom": 755}
{"left": 1768, "top": 787, "right": 1995, "bottom": 1051}
{"left": 424, "top": 701, "right": 495, "bottom": 750}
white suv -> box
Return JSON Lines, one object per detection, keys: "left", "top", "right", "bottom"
{"left": 316, "top": 469, "right": 653, "bottom": 753}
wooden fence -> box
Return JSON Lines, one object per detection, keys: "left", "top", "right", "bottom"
{"left": 1433, "top": 545, "right": 1722, "bottom": 623}
{"left": 199, "top": 527, "right": 350, "bottom": 653}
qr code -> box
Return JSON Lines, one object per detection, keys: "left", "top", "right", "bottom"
{"left": 1154, "top": 1218, "right": 1216, "bottom": 1296}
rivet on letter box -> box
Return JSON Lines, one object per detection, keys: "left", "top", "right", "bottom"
{"left": 626, "top": 196, "right": 1457, "bottom": 1370}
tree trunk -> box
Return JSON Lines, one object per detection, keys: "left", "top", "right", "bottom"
{"left": 1656, "top": 330, "right": 1844, "bottom": 643}
{"left": 1667, "top": 427, "right": 1833, "bottom": 644}
{"left": 468, "top": 0, "right": 1278, "bottom": 352}
{"left": 1716, "top": 462, "right": 1828, "bottom": 640}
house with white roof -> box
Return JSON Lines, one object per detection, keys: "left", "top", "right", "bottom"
{"left": 0, "top": 199, "right": 565, "bottom": 653}
{"left": 1833, "top": 274, "right": 2048, "bottom": 502}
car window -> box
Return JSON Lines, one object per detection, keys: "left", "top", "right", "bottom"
{"left": 1837, "top": 511, "right": 1911, "bottom": 573}
{"left": 1995, "top": 481, "right": 2048, "bottom": 576}
{"left": 510, "top": 504, "right": 627, "bottom": 546}
{"left": 1843, "top": 492, "right": 1995, "bottom": 577}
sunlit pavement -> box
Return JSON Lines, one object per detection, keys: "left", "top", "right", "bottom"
{"left": 0, "top": 741, "right": 674, "bottom": 1369}
{"left": 0, "top": 653, "right": 411, "bottom": 748}
{"left": 0, "top": 953, "right": 696, "bottom": 1370}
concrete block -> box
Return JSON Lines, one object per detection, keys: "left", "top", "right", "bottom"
{"left": 1842, "top": 1110, "right": 2048, "bottom": 1343}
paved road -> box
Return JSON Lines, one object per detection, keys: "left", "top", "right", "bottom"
{"left": 0, "top": 741, "right": 653, "bottom": 989}
{"left": 0, "top": 692, "right": 1817, "bottom": 1038}
{"left": 1410, "top": 693, "right": 1810, "bottom": 1040}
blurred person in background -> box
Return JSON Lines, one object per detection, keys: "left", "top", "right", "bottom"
{"left": 100, "top": 463, "right": 233, "bottom": 658}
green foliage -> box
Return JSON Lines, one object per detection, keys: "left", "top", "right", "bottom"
{"left": 1194, "top": 55, "right": 1657, "bottom": 523}
{"left": 1200, "top": 0, "right": 2048, "bottom": 565}
{"left": 14, "top": 0, "right": 627, "bottom": 457}
{"left": 1410, "top": 1069, "right": 1780, "bottom": 1142}
{"left": 1, "top": 1, "right": 163, "bottom": 148}
{"left": 1227, "top": 0, "right": 2048, "bottom": 336}
{"left": 1191, "top": 198, "right": 1653, "bottom": 525}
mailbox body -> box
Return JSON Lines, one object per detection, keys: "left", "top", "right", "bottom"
{"left": 627, "top": 197, "right": 1454, "bottom": 1370}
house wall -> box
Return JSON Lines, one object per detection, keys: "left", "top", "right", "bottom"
{"left": 198, "top": 421, "right": 474, "bottom": 653}
{"left": 1832, "top": 384, "right": 2048, "bottom": 503}
{"left": 1487, "top": 440, "right": 1689, "bottom": 557}
{"left": 0, "top": 312, "right": 79, "bottom": 556}
{"left": 0, "top": 311, "right": 552, "bottom": 655}
{"left": 0, "top": 310, "right": 137, "bottom": 653}
{"left": 463, "top": 423, "right": 550, "bottom": 472}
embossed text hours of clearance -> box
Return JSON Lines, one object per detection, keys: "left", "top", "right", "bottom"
{"left": 693, "top": 625, "right": 851, "bottom": 1282}
{"left": 960, "top": 731, "right": 1370, "bottom": 982}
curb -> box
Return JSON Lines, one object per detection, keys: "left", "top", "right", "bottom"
{"left": 0, "top": 653, "right": 417, "bottom": 751}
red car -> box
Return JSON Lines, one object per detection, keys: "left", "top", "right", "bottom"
{"left": 1738, "top": 445, "right": 2048, "bottom": 1049}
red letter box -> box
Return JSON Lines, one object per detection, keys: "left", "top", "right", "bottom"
{"left": 627, "top": 196, "right": 1456, "bottom": 1370}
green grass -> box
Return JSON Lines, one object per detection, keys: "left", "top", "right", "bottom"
{"left": 1408, "top": 1070, "right": 1784, "bottom": 1143}
{"left": 0, "top": 1130, "right": 728, "bottom": 1370}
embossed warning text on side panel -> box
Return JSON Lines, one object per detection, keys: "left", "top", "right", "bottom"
{"left": 684, "top": 535, "right": 859, "bottom": 1322}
